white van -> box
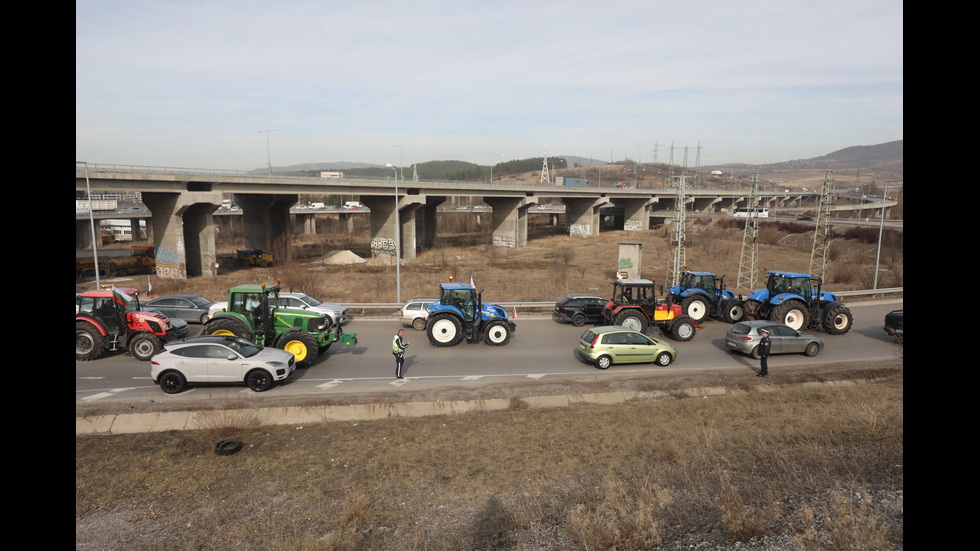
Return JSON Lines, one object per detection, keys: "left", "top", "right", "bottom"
{"left": 344, "top": 201, "right": 363, "bottom": 209}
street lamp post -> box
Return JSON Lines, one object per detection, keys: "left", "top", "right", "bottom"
{"left": 386, "top": 163, "right": 401, "bottom": 303}
{"left": 258, "top": 129, "right": 278, "bottom": 175}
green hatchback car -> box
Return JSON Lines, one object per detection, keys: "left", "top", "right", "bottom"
{"left": 576, "top": 326, "right": 678, "bottom": 369}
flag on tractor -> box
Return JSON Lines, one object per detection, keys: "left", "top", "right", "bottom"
{"left": 111, "top": 286, "right": 133, "bottom": 306}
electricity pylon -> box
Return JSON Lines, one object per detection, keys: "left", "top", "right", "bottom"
{"left": 736, "top": 173, "right": 762, "bottom": 291}
{"left": 666, "top": 174, "right": 689, "bottom": 287}
{"left": 809, "top": 171, "right": 836, "bottom": 279}
{"left": 540, "top": 152, "right": 550, "bottom": 184}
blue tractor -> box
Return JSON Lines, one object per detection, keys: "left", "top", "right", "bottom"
{"left": 667, "top": 271, "right": 745, "bottom": 324}
{"left": 425, "top": 282, "right": 517, "bottom": 347}
{"left": 742, "top": 270, "right": 853, "bottom": 334}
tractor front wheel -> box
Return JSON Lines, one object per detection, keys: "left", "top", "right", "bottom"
{"left": 278, "top": 332, "right": 318, "bottom": 368}
{"left": 129, "top": 333, "right": 162, "bottom": 361}
{"left": 670, "top": 319, "right": 696, "bottom": 341}
{"left": 722, "top": 300, "right": 745, "bottom": 323}
{"left": 483, "top": 320, "right": 512, "bottom": 346}
{"left": 427, "top": 314, "right": 462, "bottom": 347}
{"left": 823, "top": 305, "right": 853, "bottom": 335}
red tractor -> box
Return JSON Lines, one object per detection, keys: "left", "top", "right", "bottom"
{"left": 75, "top": 287, "right": 187, "bottom": 361}
{"left": 601, "top": 278, "right": 700, "bottom": 341}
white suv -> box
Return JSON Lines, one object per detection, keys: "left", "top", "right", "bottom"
{"left": 277, "top": 293, "right": 350, "bottom": 328}
{"left": 400, "top": 298, "right": 438, "bottom": 330}
{"left": 206, "top": 292, "right": 350, "bottom": 328}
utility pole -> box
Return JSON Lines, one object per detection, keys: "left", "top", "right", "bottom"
{"left": 809, "top": 171, "right": 836, "bottom": 279}
{"left": 736, "top": 173, "right": 763, "bottom": 291}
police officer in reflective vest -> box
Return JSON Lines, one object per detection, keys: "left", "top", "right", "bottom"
{"left": 392, "top": 329, "right": 409, "bottom": 379}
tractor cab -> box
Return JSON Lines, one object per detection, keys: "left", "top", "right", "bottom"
{"left": 438, "top": 283, "right": 478, "bottom": 322}
{"left": 676, "top": 272, "right": 718, "bottom": 296}
{"left": 766, "top": 272, "right": 815, "bottom": 303}
{"left": 226, "top": 284, "right": 276, "bottom": 339}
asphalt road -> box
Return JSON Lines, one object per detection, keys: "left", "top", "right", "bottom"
{"left": 76, "top": 300, "right": 902, "bottom": 407}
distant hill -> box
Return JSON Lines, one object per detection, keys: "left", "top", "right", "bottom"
{"left": 701, "top": 140, "right": 903, "bottom": 179}
{"left": 258, "top": 141, "right": 903, "bottom": 180}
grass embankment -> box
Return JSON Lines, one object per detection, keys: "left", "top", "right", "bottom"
{"left": 76, "top": 371, "right": 903, "bottom": 550}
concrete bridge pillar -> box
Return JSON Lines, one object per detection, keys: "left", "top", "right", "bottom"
{"left": 297, "top": 213, "right": 317, "bottom": 235}
{"left": 236, "top": 194, "right": 297, "bottom": 254}
{"left": 362, "top": 194, "right": 425, "bottom": 259}
{"left": 617, "top": 198, "right": 657, "bottom": 231}
{"left": 563, "top": 197, "right": 612, "bottom": 237}
{"left": 484, "top": 197, "right": 533, "bottom": 248}
{"left": 142, "top": 191, "right": 221, "bottom": 279}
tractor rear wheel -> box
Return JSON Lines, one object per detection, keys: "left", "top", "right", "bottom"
{"left": 427, "top": 314, "right": 462, "bottom": 347}
{"left": 75, "top": 322, "right": 106, "bottom": 361}
{"left": 742, "top": 299, "right": 762, "bottom": 320}
{"left": 823, "top": 305, "right": 853, "bottom": 335}
{"left": 204, "top": 318, "right": 253, "bottom": 341}
{"left": 615, "top": 310, "right": 648, "bottom": 332}
{"left": 772, "top": 301, "right": 810, "bottom": 331}
{"left": 278, "top": 331, "right": 318, "bottom": 368}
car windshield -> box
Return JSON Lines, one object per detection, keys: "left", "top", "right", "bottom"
{"left": 188, "top": 296, "right": 211, "bottom": 307}
{"left": 298, "top": 294, "right": 322, "bottom": 306}
{"left": 223, "top": 337, "right": 263, "bottom": 357}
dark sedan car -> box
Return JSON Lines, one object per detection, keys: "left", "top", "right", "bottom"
{"left": 145, "top": 294, "right": 215, "bottom": 324}
{"left": 553, "top": 295, "right": 609, "bottom": 327}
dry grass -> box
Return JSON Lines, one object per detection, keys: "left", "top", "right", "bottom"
{"left": 83, "top": 215, "right": 903, "bottom": 304}
{"left": 76, "top": 373, "right": 903, "bottom": 550}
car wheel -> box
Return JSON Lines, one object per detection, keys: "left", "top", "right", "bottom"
{"left": 75, "top": 322, "right": 106, "bottom": 361}
{"left": 595, "top": 355, "right": 612, "bottom": 370}
{"left": 246, "top": 369, "right": 274, "bottom": 392}
{"left": 571, "top": 313, "right": 587, "bottom": 327}
{"left": 804, "top": 342, "right": 820, "bottom": 357}
{"left": 278, "top": 332, "right": 318, "bottom": 368}
{"left": 655, "top": 352, "right": 673, "bottom": 366}
{"left": 427, "top": 314, "right": 462, "bottom": 347}
{"left": 483, "top": 320, "right": 512, "bottom": 346}
{"left": 129, "top": 333, "right": 162, "bottom": 361}
{"left": 412, "top": 317, "right": 427, "bottom": 331}
{"left": 159, "top": 371, "right": 186, "bottom": 394}
{"left": 750, "top": 346, "right": 761, "bottom": 360}
{"left": 671, "top": 319, "right": 696, "bottom": 341}
{"left": 199, "top": 313, "right": 209, "bottom": 324}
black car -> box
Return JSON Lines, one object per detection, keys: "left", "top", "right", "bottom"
{"left": 884, "top": 309, "right": 903, "bottom": 339}
{"left": 553, "top": 295, "right": 609, "bottom": 327}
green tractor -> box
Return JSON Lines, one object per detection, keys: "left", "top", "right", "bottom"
{"left": 202, "top": 282, "right": 356, "bottom": 368}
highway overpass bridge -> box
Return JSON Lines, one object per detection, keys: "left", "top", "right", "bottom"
{"left": 75, "top": 164, "right": 887, "bottom": 279}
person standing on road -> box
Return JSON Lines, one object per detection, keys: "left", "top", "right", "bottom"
{"left": 757, "top": 328, "right": 771, "bottom": 377}
{"left": 392, "top": 329, "right": 409, "bottom": 379}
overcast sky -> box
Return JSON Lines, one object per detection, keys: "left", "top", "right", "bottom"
{"left": 76, "top": 1, "right": 903, "bottom": 171}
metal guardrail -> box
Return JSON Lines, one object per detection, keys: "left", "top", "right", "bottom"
{"left": 341, "top": 288, "right": 902, "bottom": 317}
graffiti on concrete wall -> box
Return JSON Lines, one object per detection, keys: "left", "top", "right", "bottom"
{"left": 569, "top": 224, "right": 591, "bottom": 237}
{"left": 492, "top": 234, "right": 515, "bottom": 248}
{"left": 371, "top": 237, "right": 396, "bottom": 256}
{"left": 155, "top": 244, "right": 187, "bottom": 279}
{"left": 624, "top": 219, "right": 643, "bottom": 231}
